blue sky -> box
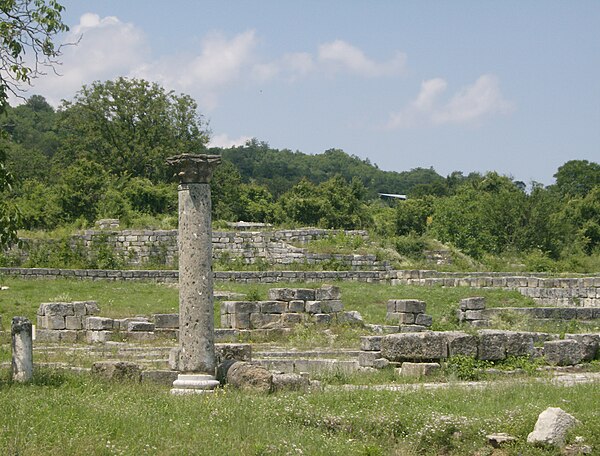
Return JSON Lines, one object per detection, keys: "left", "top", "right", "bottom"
{"left": 24, "top": 1, "right": 600, "bottom": 185}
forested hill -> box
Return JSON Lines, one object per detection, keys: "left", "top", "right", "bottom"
{"left": 211, "top": 140, "right": 445, "bottom": 198}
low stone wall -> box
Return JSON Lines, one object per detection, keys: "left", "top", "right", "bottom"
{"left": 385, "top": 299, "right": 432, "bottom": 332}
{"left": 393, "top": 271, "right": 600, "bottom": 307}
{"left": 220, "top": 286, "right": 362, "bottom": 330}
{"left": 360, "top": 330, "right": 600, "bottom": 368}
{"left": 11, "top": 228, "right": 388, "bottom": 270}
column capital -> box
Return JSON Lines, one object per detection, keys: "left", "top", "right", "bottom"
{"left": 166, "top": 154, "right": 222, "bottom": 184}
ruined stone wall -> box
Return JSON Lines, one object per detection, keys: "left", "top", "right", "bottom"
{"left": 13, "top": 228, "right": 387, "bottom": 270}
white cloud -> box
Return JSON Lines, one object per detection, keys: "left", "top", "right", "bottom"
{"left": 318, "top": 40, "right": 406, "bottom": 77}
{"left": 26, "top": 13, "right": 148, "bottom": 106}
{"left": 208, "top": 133, "right": 252, "bottom": 149}
{"left": 386, "top": 74, "right": 513, "bottom": 129}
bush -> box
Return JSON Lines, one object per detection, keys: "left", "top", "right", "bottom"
{"left": 394, "top": 235, "right": 426, "bottom": 259}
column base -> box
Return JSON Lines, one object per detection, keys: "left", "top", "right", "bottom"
{"left": 170, "top": 373, "right": 220, "bottom": 395}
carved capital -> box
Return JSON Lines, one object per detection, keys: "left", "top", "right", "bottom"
{"left": 166, "top": 154, "right": 222, "bottom": 184}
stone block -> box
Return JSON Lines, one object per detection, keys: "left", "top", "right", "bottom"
{"left": 505, "top": 331, "right": 535, "bottom": 357}
{"left": 398, "top": 313, "right": 416, "bottom": 324}
{"left": 220, "top": 313, "right": 232, "bottom": 328}
{"left": 527, "top": 407, "right": 580, "bottom": 446}
{"left": 259, "top": 301, "right": 287, "bottom": 314}
{"left": 36, "top": 315, "right": 44, "bottom": 328}
{"left": 386, "top": 300, "right": 397, "bottom": 313}
{"left": 564, "top": 334, "right": 599, "bottom": 361}
{"left": 57, "top": 330, "right": 78, "bottom": 343}
{"left": 459, "top": 297, "right": 486, "bottom": 311}
{"left": 124, "top": 331, "right": 157, "bottom": 342}
{"left": 141, "top": 370, "right": 178, "bottom": 385}
{"left": 400, "top": 362, "right": 441, "bottom": 377}
{"left": 72, "top": 301, "right": 87, "bottom": 317}
{"left": 42, "top": 303, "right": 74, "bottom": 317}
{"left": 215, "top": 343, "right": 252, "bottom": 363}
{"left": 399, "top": 325, "right": 427, "bottom": 332}
{"left": 543, "top": 340, "right": 585, "bottom": 366}
{"left": 65, "top": 316, "right": 83, "bottom": 330}
{"left": 575, "top": 308, "right": 595, "bottom": 320}
{"left": 360, "top": 336, "right": 383, "bottom": 351}
{"left": 287, "top": 300, "right": 305, "bottom": 313}
{"left": 35, "top": 329, "right": 61, "bottom": 342}
{"left": 337, "top": 311, "right": 364, "bottom": 326}
{"left": 85, "top": 301, "right": 101, "bottom": 315}
{"left": 315, "top": 285, "right": 341, "bottom": 301}
{"left": 394, "top": 300, "right": 426, "bottom": 314}
{"left": 358, "top": 351, "right": 381, "bottom": 367}
{"left": 272, "top": 373, "right": 310, "bottom": 392}
{"left": 86, "top": 330, "right": 114, "bottom": 343}
{"left": 313, "top": 313, "right": 332, "bottom": 325}
{"left": 445, "top": 332, "right": 478, "bottom": 358}
{"left": 373, "top": 358, "right": 390, "bottom": 369}
{"left": 320, "top": 300, "right": 344, "bottom": 313}
{"left": 415, "top": 314, "right": 433, "bottom": 327}
{"left": 281, "top": 313, "right": 304, "bottom": 327}
{"left": 386, "top": 312, "right": 401, "bottom": 322}
{"left": 464, "top": 310, "right": 487, "bottom": 321}
{"left": 478, "top": 330, "right": 508, "bottom": 361}
{"left": 267, "top": 288, "right": 295, "bottom": 301}
{"left": 128, "top": 321, "right": 155, "bottom": 332}
{"left": 231, "top": 311, "right": 251, "bottom": 329}
{"left": 232, "top": 301, "right": 260, "bottom": 314}
{"left": 305, "top": 301, "right": 321, "bottom": 314}
{"left": 153, "top": 313, "right": 179, "bottom": 328}
{"left": 381, "top": 332, "right": 448, "bottom": 361}
{"left": 294, "top": 288, "right": 316, "bottom": 301}
{"left": 251, "top": 313, "right": 281, "bottom": 329}
{"left": 86, "top": 317, "right": 114, "bottom": 331}
{"left": 44, "top": 315, "right": 66, "bottom": 330}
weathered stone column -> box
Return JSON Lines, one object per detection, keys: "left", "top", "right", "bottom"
{"left": 166, "top": 154, "right": 221, "bottom": 394}
{"left": 12, "top": 317, "right": 33, "bottom": 383}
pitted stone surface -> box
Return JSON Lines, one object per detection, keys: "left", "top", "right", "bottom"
{"left": 381, "top": 332, "right": 448, "bottom": 361}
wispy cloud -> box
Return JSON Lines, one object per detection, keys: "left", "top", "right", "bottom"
{"left": 318, "top": 40, "right": 406, "bottom": 77}
{"left": 208, "top": 133, "right": 252, "bottom": 148}
{"left": 386, "top": 74, "right": 514, "bottom": 129}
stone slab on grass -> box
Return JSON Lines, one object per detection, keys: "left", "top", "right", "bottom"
{"left": 381, "top": 332, "right": 448, "bottom": 361}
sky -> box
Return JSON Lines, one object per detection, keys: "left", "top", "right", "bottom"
{"left": 17, "top": 1, "right": 600, "bottom": 186}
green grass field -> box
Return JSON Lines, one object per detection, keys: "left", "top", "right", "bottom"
{"left": 0, "top": 369, "right": 598, "bottom": 455}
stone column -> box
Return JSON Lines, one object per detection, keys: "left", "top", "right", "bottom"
{"left": 166, "top": 154, "right": 221, "bottom": 394}
{"left": 12, "top": 317, "right": 33, "bottom": 383}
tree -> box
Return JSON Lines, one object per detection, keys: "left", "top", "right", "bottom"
{"left": 553, "top": 160, "right": 600, "bottom": 198}
{"left": 57, "top": 78, "right": 209, "bottom": 182}
{"left": 0, "top": 0, "right": 67, "bottom": 247}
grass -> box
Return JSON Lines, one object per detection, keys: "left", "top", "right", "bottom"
{"left": 0, "top": 369, "right": 598, "bottom": 455}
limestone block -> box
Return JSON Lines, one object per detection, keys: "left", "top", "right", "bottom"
{"left": 315, "top": 285, "right": 341, "bottom": 300}
{"left": 459, "top": 297, "right": 486, "bottom": 311}
{"left": 65, "top": 316, "right": 83, "bottom": 330}
{"left": 44, "top": 315, "right": 66, "bottom": 330}
{"left": 141, "top": 370, "right": 178, "bottom": 386}
{"left": 477, "top": 330, "right": 509, "bottom": 360}
{"left": 85, "top": 301, "right": 101, "bottom": 315}
{"left": 86, "top": 330, "right": 114, "bottom": 343}
{"left": 281, "top": 313, "right": 303, "bottom": 327}
{"left": 128, "top": 321, "right": 155, "bottom": 332}
{"left": 386, "top": 300, "right": 398, "bottom": 313}
{"left": 464, "top": 310, "right": 487, "bottom": 320}
{"left": 220, "top": 313, "right": 232, "bottom": 328}
{"left": 320, "top": 300, "right": 344, "bottom": 313}
{"left": 394, "top": 300, "right": 426, "bottom": 314}
{"left": 251, "top": 313, "right": 281, "bottom": 329}
{"left": 215, "top": 343, "right": 252, "bottom": 363}
{"left": 305, "top": 301, "right": 321, "bottom": 314}
{"left": 232, "top": 301, "right": 260, "bottom": 314}
{"left": 86, "top": 317, "right": 114, "bottom": 331}
{"left": 360, "top": 336, "right": 383, "bottom": 351}
{"left": 272, "top": 373, "right": 310, "bottom": 392}
{"left": 231, "top": 311, "right": 251, "bottom": 329}
{"left": 153, "top": 313, "right": 179, "bottom": 329}
{"left": 564, "top": 334, "right": 599, "bottom": 361}
{"left": 381, "top": 332, "right": 448, "bottom": 361}
{"left": 544, "top": 340, "right": 585, "bottom": 366}
{"left": 415, "top": 314, "right": 433, "bottom": 327}
{"left": 442, "top": 331, "right": 476, "bottom": 358}
{"left": 358, "top": 351, "right": 381, "bottom": 367}
{"left": 294, "top": 288, "right": 316, "bottom": 301}
{"left": 58, "top": 330, "right": 78, "bottom": 343}
{"left": 267, "top": 288, "right": 295, "bottom": 301}
{"left": 311, "top": 313, "right": 331, "bottom": 325}
{"left": 386, "top": 312, "right": 401, "bottom": 322}
{"left": 72, "top": 302, "right": 87, "bottom": 317}
{"left": 36, "top": 315, "right": 44, "bottom": 328}
{"left": 398, "top": 313, "right": 416, "bottom": 324}
{"left": 42, "top": 303, "right": 74, "bottom": 317}
{"left": 288, "top": 299, "right": 305, "bottom": 313}
{"left": 259, "top": 301, "right": 287, "bottom": 314}
{"left": 400, "top": 362, "right": 440, "bottom": 377}
{"left": 505, "top": 331, "right": 535, "bottom": 357}
{"left": 35, "top": 329, "right": 61, "bottom": 342}
{"left": 399, "top": 325, "right": 427, "bottom": 332}
{"left": 527, "top": 407, "right": 580, "bottom": 446}
{"left": 373, "top": 358, "right": 390, "bottom": 369}
{"left": 92, "top": 361, "right": 141, "bottom": 382}
{"left": 337, "top": 311, "right": 364, "bottom": 326}
{"left": 227, "top": 362, "right": 273, "bottom": 393}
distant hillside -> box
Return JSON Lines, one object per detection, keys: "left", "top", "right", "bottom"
{"left": 209, "top": 139, "right": 445, "bottom": 198}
